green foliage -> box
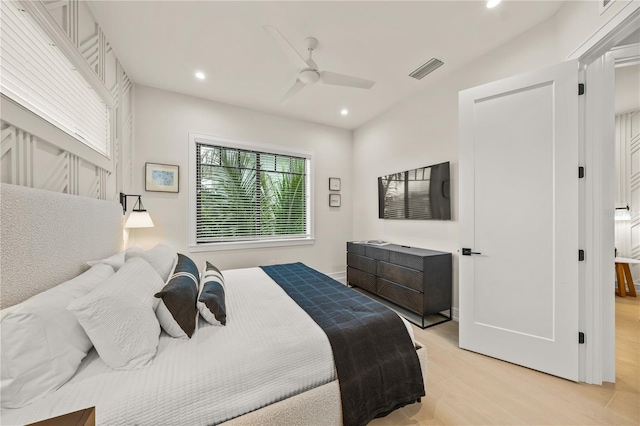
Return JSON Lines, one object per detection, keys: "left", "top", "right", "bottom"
{"left": 197, "top": 146, "right": 306, "bottom": 241}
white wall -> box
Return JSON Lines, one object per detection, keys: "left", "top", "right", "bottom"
{"left": 132, "top": 85, "right": 352, "bottom": 274}
{"left": 615, "top": 64, "right": 640, "bottom": 113}
{"left": 352, "top": 0, "right": 631, "bottom": 313}
{"left": 554, "top": 0, "right": 634, "bottom": 59}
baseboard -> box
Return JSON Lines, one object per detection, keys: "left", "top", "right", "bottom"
{"left": 451, "top": 307, "right": 459, "bottom": 322}
{"left": 327, "top": 271, "right": 346, "bottom": 285}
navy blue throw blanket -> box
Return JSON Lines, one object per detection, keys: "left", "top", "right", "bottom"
{"left": 261, "top": 262, "right": 424, "bottom": 426}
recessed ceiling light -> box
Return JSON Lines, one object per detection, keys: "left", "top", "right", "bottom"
{"left": 340, "top": 109, "right": 349, "bottom": 116}
{"left": 486, "top": 0, "right": 501, "bottom": 8}
{"left": 195, "top": 71, "right": 205, "bottom": 80}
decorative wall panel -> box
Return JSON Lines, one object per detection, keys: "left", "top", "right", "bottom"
{"left": 1, "top": 122, "right": 111, "bottom": 199}
{"left": 1, "top": 0, "right": 133, "bottom": 201}
{"left": 43, "top": 0, "right": 77, "bottom": 45}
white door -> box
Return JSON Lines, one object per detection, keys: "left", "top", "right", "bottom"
{"left": 459, "top": 60, "right": 580, "bottom": 381}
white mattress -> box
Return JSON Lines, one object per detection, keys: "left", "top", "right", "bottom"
{"left": 1, "top": 267, "right": 416, "bottom": 426}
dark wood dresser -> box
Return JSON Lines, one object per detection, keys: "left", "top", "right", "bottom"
{"left": 347, "top": 242, "right": 452, "bottom": 328}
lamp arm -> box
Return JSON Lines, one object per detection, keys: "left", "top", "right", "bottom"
{"left": 119, "top": 193, "right": 143, "bottom": 215}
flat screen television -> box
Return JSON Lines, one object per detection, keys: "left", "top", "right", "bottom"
{"left": 378, "top": 161, "right": 451, "bottom": 220}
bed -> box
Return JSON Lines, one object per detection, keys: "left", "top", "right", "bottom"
{"left": 0, "top": 183, "right": 427, "bottom": 426}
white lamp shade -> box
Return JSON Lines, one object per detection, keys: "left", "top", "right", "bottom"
{"left": 615, "top": 209, "right": 631, "bottom": 221}
{"left": 124, "top": 211, "right": 154, "bottom": 228}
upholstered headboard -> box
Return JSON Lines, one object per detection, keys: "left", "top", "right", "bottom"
{"left": 0, "top": 183, "right": 123, "bottom": 309}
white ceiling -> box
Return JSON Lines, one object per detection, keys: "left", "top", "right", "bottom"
{"left": 90, "top": 1, "right": 565, "bottom": 130}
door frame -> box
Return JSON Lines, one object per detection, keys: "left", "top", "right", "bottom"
{"left": 568, "top": 1, "right": 640, "bottom": 384}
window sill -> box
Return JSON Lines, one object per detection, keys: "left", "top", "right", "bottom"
{"left": 189, "top": 238, "right": 315, "bottom": 252}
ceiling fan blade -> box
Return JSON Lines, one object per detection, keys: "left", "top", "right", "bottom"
{"left": 280, "top": 80, "right": 306, "bottom": 104}
{"left": 321, "top": 71, "right": 375, "bottom": 89}
{"left": 264, "top": 25, "right": 310, "bottom": 70}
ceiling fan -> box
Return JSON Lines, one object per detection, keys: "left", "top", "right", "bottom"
{"left": 264, "top": 25, "right": 376, "bottom": 104}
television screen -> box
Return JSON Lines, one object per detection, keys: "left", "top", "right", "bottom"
{"left": 378, "top": 162, "right": 451, "bottom": 220}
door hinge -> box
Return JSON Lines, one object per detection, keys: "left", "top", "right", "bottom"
{"left": 579, "top": 250, "right": 585, "bottom": 261}
{"left": 579, "top": 332, "right": 585, "bottom": 344}
{"left": 578, "top": 83, "right": 585, "bottom": 95}
{"left": 578, "top": 166, "right": 585, "bottom": 178}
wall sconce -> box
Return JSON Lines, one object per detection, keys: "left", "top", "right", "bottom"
{"left": 615, "top": 205, "right": 631, "bottom": 221}
{"left": 119, "top": 192, "right": 154, "bottom": 228}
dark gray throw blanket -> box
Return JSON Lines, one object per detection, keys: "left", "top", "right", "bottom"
{"left": 261, "top": 262, "right": 424, "bottom": 426}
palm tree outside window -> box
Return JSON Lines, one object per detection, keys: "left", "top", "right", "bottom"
{"left": 195, "top": 142, "right": 309, "bottom": 243}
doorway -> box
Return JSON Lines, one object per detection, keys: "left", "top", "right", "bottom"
{"left": 457, "top": 3, "right": 640, "bottom": 385}
{"left": 557, "top": 2, "right": 640, "bottom": 384}
{"left": 612, "top": 34, "right": 640, "bottom": 398}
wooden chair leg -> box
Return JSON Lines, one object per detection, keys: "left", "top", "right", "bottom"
{"left": 616, "top": 263, "right": 626, "bottom": 297}
{"left": 622, "top": 263, "right": 637, "bottom": 297}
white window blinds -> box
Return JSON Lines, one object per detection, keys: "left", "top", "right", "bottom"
{"left": 1, "top": 2, "right": 110, "bottom": 157}
{"left": 196, "top": 142, "right": 310, "bottom": 243}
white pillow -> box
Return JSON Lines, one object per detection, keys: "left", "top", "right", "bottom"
{"left": 68, "top": 258, "right": 164, "bottom": 370}
{"left": 85, "top": 246, "right": 143, "bottom": 271}
{"left": 126, "top": 244, "right": 177, "bottom": 283}
{"left": 1, "top": 264, "right": 115, "bottom": 409}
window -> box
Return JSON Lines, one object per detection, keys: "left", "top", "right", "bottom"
{"left": 0, "top": 2, "right": 111, "bottom": 157}
{"left": 190, "top": 133, "right": 313, "bottom": 250}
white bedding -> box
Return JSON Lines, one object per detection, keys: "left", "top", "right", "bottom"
{"left": 1, "top": 267, "right": 416, "bottom": 426}
{"left": 2, "top": 268, "right": 335, "bottom": 425}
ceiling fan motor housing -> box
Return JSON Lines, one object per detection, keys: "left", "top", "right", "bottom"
{"left": 299, "top": 69, "right": 320, "bottom": 85}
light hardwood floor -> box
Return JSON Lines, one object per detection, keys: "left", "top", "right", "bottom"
{"left": 371, "top": 296, "right": 640, "bottom": 425}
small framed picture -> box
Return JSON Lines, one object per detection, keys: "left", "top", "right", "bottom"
{"left": 329, "top": 177, "right": 341, "bottom": 191}
{"left": 145, "top": 162, "right": 179, "bottom": 193}
{"left": 329, "top": 194, "right": 341, "bottom": 207}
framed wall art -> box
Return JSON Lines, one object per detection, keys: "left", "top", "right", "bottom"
{"left": 329, "top": 177, "right": 341, "bottom": 191}
{"left": 145, "top": 162, "right": 179, "bottom": 193}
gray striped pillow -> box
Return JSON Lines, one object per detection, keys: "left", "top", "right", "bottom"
{"left": 154, "top": 254, "right": 200, "bottom": 338}
{"left": 197, "top": 262, "right": 226, "bottom": 326}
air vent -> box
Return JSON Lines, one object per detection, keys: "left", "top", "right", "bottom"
{"left": 409, "top": 58, "right": 444, "bottom": 80}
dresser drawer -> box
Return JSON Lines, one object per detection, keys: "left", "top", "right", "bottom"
{"left": 377, "top": 278, "right": 423, "bottom": 314}
{"left": 346, "top": 242, "right": 366, "bottom": 256}
{"left": 389, "top": 251, "right": 424, "bottom": 271}
{"left": 347, "top": 267, "right": 376, "bottom": 293}
{"left": 377, "top": 261, "right": 423, "bottom": 292}
{"left": 365, "top": 246, "right": 390, "bottom": 262}
{"left": 347, "top": 253, "right": 376, "bottom": 274}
